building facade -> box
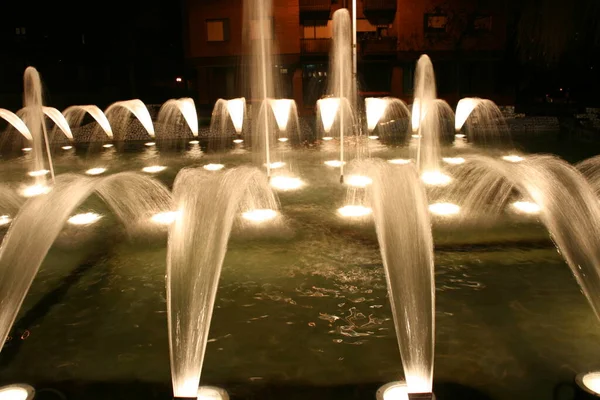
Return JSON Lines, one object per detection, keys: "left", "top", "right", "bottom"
{"left": 185, "top": 0, "right": 514, "bottom": 114}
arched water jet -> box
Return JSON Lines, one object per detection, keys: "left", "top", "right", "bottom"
{"left": 158, "top": 98, "right": 199, "bottom": 138}
{"left": 455, "top": 98, "right": 510, "bottom": 145}
{"left": 269, "top": 99, "right": 296, "bottom": 135}
{"left": 167, "top": 167, "right": 278, "bottom": 398}
{"left": 0, "top": 109, "right": 32, "bottom": 140}
{"left": 62, "top": 105, "right": 113, "bottom": 138}
{"left": 450, "top": 155, "right": 600, "bottom": 321}
{"left": 0, "top": 172, "right": 172, "bottom": 351}
{"left": 578, "top": 155, "right": 600, "bottom": 196}
{"left": 365, "top": 97, "right": 388, "bottom": 133}
{"left": 105, "top": 99, "right": 155, "bottom": 139}
{"left": 42, "top": 107, "right": 73, "bottom": 140}
{"left": 350, "top": 159, "right": 435, "bottom": 395}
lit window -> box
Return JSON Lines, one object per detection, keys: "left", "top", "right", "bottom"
{"left": 207, "top": 19, "right": 229, "bottom": 42}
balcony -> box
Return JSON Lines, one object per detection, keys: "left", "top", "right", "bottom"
{"left": 360, "top": 37, "right": 397, "bottom": 55}
{"left": 300, "top": 0, "right": 331, "bottom": 21}
{"left": 362, "top": 0, "right": 397, "bottom": 25}
{"left": 301, "top": 38, "right": 331, "bottom": 55}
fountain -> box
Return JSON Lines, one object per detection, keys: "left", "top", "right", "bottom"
{"left": 62, "top": 105, "right": 113, "bottom": 139}
{"left": 105, "top": 99, "right": 155, "bottom": 139}
{"left": 0, "top": 109, "right": 32, "bottom": 140}
{"left": 455, "top": 97, "right": 510, "bottom": 145}
{"left": 210, "top": 98, "right": 246, "bottom": 150}
{"left": 167, "top": 166, "right": 278, "bottom": 398}
{"left": 158, "top": 98, "right": 199, "bottom": 138}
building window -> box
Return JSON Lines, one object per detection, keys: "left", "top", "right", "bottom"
{"left": 424, "top": 13, "right": 448, "bottom": 33}
{"left": 473, "top": 15, "right": 492, "bottom": 32}
{"left": 15, "top": 27, "right": 26, "bottom": 35}
{"left": 302, "top": 20, "right": 331, "bottom": 39}
{"left": 206, "top": 19, "right": 229, "bottom": 42}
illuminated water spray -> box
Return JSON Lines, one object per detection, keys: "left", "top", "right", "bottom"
{"left": 105, "top": 99, "right": 155, "bottom": 138}
{"left": 63, "top": 105, "right": 113, "bottom": 138}
{"left": 159, "top": 98, "right": 199, "bottom": 137}
{"left": 0, "top": 109, "right": 32, "bottom": 140}
{"left": 365, "top": 97, "right": 388, "bottom": 132}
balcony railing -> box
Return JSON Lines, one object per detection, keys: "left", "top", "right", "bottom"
{"left": 300, "top": 0, "right": 331, "bottom": 21}
{"left": 361, "top": 37, "right": 397, "bottom": 55}
{"left": 301, "top": 38, "right": 331, "bottom": 55}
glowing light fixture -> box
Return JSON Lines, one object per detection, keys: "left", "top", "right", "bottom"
{"left": 103, "top": 143, "right": 114, "bottom": 148}
{"left": 376, "top": 382, "right": 409, "bottom": 400}
{"left": 0, "top": 384, "right": 35, "bottom": 400}
{"left": 0, "top": 216, "right": 12, "bottom": 226}
{"left": 368, "top": 135, "right": 379, "bottom": 140}
{"left": 22, "top": 184, "right": 50, "bottom": 198}
{"left": 203, "top": 163, "right": 225, "bottom": 171}
{"left": 502, "top": 155, "right": 524, "bottom": 163}
{"left": 455, "top": 133, "right": 466, "bottom": 138}
{"left": 68, "top": 212, "right": 102, "bottom": 225}
{"left": 365, "top": 97, "right": 388, "bottom": 131}
{"left": 270, "top": 99, "right": 293, "bottom": 131}
{"left": 411, "top": 134, "right": 421, "bottom": 139}
{"left": 27, "top": 169, "right": 49, "bottom": 177}
{"left": 580, "top": 372, "right": 600, "bottom": 395}
{"left": 233, "top": 139, "right": 244, "bottom": 144}
{"left": 142, "top": 165, "right": 167, "bottom": 173}
{"left": 145, "top": 142, "right": 156, "bottom": 147}
{"left": 318, "top": 97, "right": 340, "bottom": 133}
{"left": 270, "top": 176, "right": 304, "bottom": 191}
{"left": 346, "top": 175, "right": 372, "bottom": 188}
{"left": 429, "top": 202, "right": 460, "bottom": 216}
{"left": 197, "top": 386, "right": 229, "bottom": 400}
{"left": 22, "top": 148, "right": 32, "bottom": 152}
{"left": 324, "top": 160, "right": 345, "bottom": 168}
{"left": 62, "top": 145, "right": 73, "bottom": 150}
{"left": 421, "top": 171, "right": 452, "bottom": 186}
{"left": 337, "top": 205, "right": 372, "bottom": 218}
{"left": 442, "top": 157, "right": 465, "bottom": 165}
{"left": 189, "top": 140, "right": 200, "bottom": 145}
{"left": 322, "top": 136, "right": 333, "bottom": 141}
{"left": 151, "top": 211, "right": 181, "bottom": 225}
{"left": 388, "top": 159, "right": 411, "bottom": 165}
{"left": 512, "top": 201, "right": 541, "bottom": 214}
{"left": 85, "top": 168, "right": 106, "bottom": 176}
{"left": 278, "top": 137, "right": 289, "bottom": 142}
{"left": 176, "top": 77, "right": 183, "bottom": 83}
{"left": 242, "top": 209, "right": 278, "bottom": 222}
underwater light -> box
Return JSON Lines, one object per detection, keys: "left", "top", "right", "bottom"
{"left": 270, "top": 176, "right": 304, "bottom": 191}
{"left": 429, "top": 203, "right": 460, "bottom": 216}
{"left": 145, "top": 142, "right": 156, "bottom": 147}
{"left": 388, "top": 159, "right": 411, "bottom": 165}
{"left": 0, "top": 216, "right": 12, "bottom": 226}
{"left": 512, "top": 201, "right": 541, "bottom": 214}
{"left": 376, "top": 381, "right": 409, "bottom": 400}
{"left": 0, "top": 384, "right": 35, "bottom": 400}
{"left": 85, "top": 168, "right": 107, "bottom": 176}
{"left": 22, "top": 148, "right": 32, "bottom": 152}
{"left": 421, "top": 171, "right": 452, "bottom": 186}
{"left": 368, "top": 135, "right": 379, "bottom": 140}
{"left": 27, "top": 170, "right": 49, "bottom": 177}
{"left": 151, "top": 211, "right": 181, "bottom": 225}
{"left": 322, "top": 136, "right": 334, "bottom": 141}
{"left": 454, "top": 133, "right": 466, "bottom": 138}
{"left": 502, "top": 155, "right": 524, "bottom": 163}
{"left": 103, "top": 143, "right": 114, "bottom": 148}
{"left": 337, "top": 205, "right": 372, "bottom": 218}
{"left": 278, "top": 137, "right": 289, "bottom": 142}
{"left": 442, "top": 157, "right": 465, "bottom": 165}
{"left": 203, "top": 164, "right": 225, "bottom": 171}
{"left": 189, "top": 140, "right": 199, "bottom": 144}
{"left": 21, "top": 184, "right": 50, "bottom": 198}
{"left": 62, "top": 145, "right": 73, "bottom": 150}
{"left": 577, "top": 371, "right": 600, "bottom": 396}
{"left": 198, "top": 386, "right": 230, "bottom": 400}
{"left": 68, "top": 212, "right": 102, "bottom": 226}
{"left": 265, "top": 161, "right": 285, "bottom": 169}
{"left": 242, "top": 209, "right": 278, "bottom": 222}
{"left": 411, "top": 134, "right": 421, "bottom": 139}
{"left": 233, "top": 139, "right": 244, "bottom": 144}
{"left": 346, "top": 175, "right": 372, "bottom": 188}
{"left": 324, "top": 160, "right": 345, "bottom": 168}
{"left": 142, "top": 166, "right": 166, "bottom": 173}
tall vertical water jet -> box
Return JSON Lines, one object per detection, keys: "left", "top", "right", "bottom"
{"left": 105, "top": 99, "right": 155, "bottom": 139}
{"left": 0, "top": 109, "right": 32, "bottom": 140}
{"left": 244, "top": 0, "right": 281, "bottom": 178}
{"left": 0, "top": 172, "right": 172, "bottom": 352}
{"left": 326, "top": 9, "right": 355, "bottom": 182}
{"left": 167, "top": 167, "right": 278, "bottom": 398}
{"left": 357, "top": 159, "right": 435, "bottom": 396}
{"left": 21, "top": 67, "right": 55, "bottom": 183}
{"left": 63, "top": 105, "right": 114, "bottom": 139}
{"left": 158, "top": 98, "right": 199, "bottom": 138}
